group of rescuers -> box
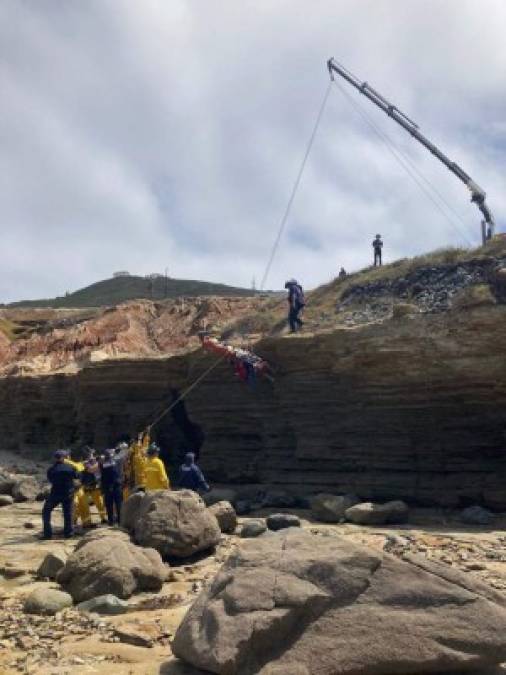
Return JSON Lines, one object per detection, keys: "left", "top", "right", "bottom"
{"left": 42, "top": 438, "right": 209, "bottom": 539}
{"left": 285, "top": 234, "right": 384, "bottom": 333}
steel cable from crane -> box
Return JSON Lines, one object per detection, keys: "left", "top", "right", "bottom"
{"left": 332, "top": 80, "right": 475, "bottom": 247}
{"left": 260, "top": 81, "right": 332, "bottom": 290}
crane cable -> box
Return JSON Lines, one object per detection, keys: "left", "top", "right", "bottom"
{"left": 143, "top": 82, "right": 334, "bottom": 426}
{"left": 260, "top": 81, "right": 332, "bottom": 290}
{"left": 331, "top": 80, "right": 475, "bottom": 247}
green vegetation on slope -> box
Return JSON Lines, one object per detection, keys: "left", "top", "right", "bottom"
{"left": 6, "top": 275, "right": 256, "bottom": 309}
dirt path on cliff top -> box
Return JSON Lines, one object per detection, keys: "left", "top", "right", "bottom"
{"left": 0, "top": 497, "right": 505, "bottom": 674}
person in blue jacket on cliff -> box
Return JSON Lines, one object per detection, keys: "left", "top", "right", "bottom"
{"left": 178, "top": 453, "right": 210, "bottom": 493}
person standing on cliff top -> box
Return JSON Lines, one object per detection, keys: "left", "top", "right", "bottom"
{"left": 284, "top": 279, "right": 305, "bottom": 333}
{"left": 372, "top": 234, "right": 383, "bottom": 266}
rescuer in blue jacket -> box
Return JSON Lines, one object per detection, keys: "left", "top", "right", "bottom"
{"left": 42, "top": 449, "right": 79, "bottom": 539}
{"left": 100, "top": 448, "right": 123, "bottom": 525}
{"left": 178, "top": 453, "right": 210, "bottom": 493}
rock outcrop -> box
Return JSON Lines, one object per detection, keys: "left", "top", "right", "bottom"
{"left": 172, "top": 529, "right": 506, "bottom": 675}
{"left": 131, "top": 490, "right": 222, "bottom": 558}
{"left": 57, "top": 530, "right": 167, "bottom": 602}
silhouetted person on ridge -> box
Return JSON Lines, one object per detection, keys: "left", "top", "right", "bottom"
{"left": 372, "top": 234, "right": 383, "bottom": 266}
{"left": 284, "top": 279, "right": 305, "bottom": 333}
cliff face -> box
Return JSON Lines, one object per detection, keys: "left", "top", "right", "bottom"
{"left": 1, "top": 302, "right": 505, "bottom": 509}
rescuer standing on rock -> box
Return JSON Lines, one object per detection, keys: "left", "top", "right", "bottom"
{"left": 145, "top": 443, "right": 170, "bottom": 490}
{"left": 42, "top": 449, "right": 79, "bottom": 539}
{"left": 100, "top": 448, "right": 123, "bottom": 525}
{"left": 373, "top": 234, "right": 383, "bottom": 266}
{"left": 179, "top": 452, "right": 210, "bottom": 493}
{"left": 284, "top": 279, "right": 305, "bottom": 333}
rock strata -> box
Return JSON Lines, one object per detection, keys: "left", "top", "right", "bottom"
{"left": 173, "top": 529, "right": 506, "bottom": 675}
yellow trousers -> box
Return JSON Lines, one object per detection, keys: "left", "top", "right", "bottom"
{"left": 74, "top": 487, "right": 106, "bottom": 525}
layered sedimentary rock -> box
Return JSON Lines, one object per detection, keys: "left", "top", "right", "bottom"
{"left": 0, "top": 303, "right": 505, "bottom": 508}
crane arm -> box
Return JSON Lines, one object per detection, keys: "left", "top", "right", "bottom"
{"left": 327, "top": 58, "right": 495, "bottom": 239}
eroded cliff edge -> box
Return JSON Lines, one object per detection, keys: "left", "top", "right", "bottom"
{"left": 1, "top": 299, "right": 505, "bottom": 510}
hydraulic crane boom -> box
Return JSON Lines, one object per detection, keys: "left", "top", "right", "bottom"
{"left": 327, "top": 58, "right": 495, "bottom": 243}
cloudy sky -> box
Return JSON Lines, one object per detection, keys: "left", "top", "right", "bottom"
{"left": 1, "top": 0, "right": 505, "bottom": 302}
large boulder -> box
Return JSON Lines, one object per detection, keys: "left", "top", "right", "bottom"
{"left": 208, "top": 501, "right": 237, "bottom": 534}
{"left": 57, "top": 530, "right": 167, "bottom": 602}
{"left": 24, "top": 588, "right": 73, "bottom": 616}
{"left": 11, "top": 476, "right": 40, "bottom": 502}
{"left": 172, "top": 529, "right": 506, "bottom": 675}
{"left": 310, "top": 493, "right": 358, "bottom": 523}
{"left": 120, "top": 491, "right": 145, "bottom": 531}
{"left": 0, "top": 495, "right": 14, "bottom": 507}
{"left": 345, "top": 500, "right": 409, "bottom": 525}
{"left": 133, "top": 490, "right": 221, "bottom": 558}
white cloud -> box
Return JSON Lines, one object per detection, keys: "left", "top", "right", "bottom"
{"left": 0, "top": 0, "right": 505, "bottom": 301}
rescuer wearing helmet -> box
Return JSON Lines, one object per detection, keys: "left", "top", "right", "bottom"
{"left": 100, "top": 448, "right": 123, "bottom": 525}
{"left": 145, "top": 443, "right": 170, "bottom": 490}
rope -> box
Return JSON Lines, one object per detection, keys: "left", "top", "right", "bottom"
{"left": 332, "top": 80, "right": 475, "bottom": 247}
{"left": 144, "top": 354, "right": 226, "bottom": 433}
{"left": 260, "top": 81, "right": 332, "bottom": 290}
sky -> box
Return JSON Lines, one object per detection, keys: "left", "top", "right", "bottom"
{"left": 1, "top": 0, "right": 505, "bottom": 303}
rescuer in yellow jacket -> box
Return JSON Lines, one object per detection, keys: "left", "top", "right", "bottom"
{"left": 63, "top": 454, "right": 88, "bottom": 526}
{"left": 144, "top": 443, "right": 170, "bottom": 490}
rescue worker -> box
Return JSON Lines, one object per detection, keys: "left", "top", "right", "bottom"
{"left": 42, "top": 449, "right": 79, "bottom": 539}
{"left": 100, "top": 448, "right": 123, "bottom": 525}
{"left": 372, "top": 234, "right": 383, "bottom": 266}
{"left": 80, "top": 457, "right": 107, "bottom": 526}
{"left": 178, "top": 452, "right": 210, "bottom": 493}
{"left": 132, "top": 432, "right": 149, "bottom": 488}
{"left": 115, "top": 441, "right": 130, "bottom": 500}
{"left": 64, "top": 452, "right": 87, "bottom": 528}
{"left": 145, "top": 443, "right": 170, "bottom": 490}
{"left": 284, "top": 279, "right": 305, "bottom": 333}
